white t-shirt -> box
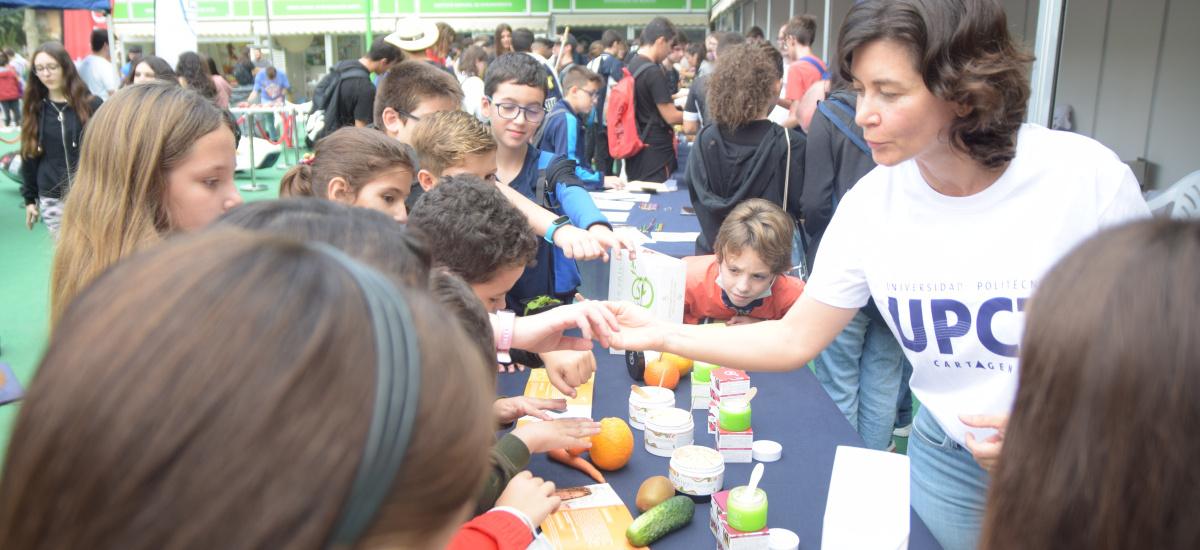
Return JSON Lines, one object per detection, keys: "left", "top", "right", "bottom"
{"left": 805, "top": 124, "right": 1151, "bottom": 445}
{"left": 76, "top": 54, "right": 118, "bottom": 100}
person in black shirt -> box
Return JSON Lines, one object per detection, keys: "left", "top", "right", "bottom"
{"left": 661, "top": 31, "right": 688, "bottom": 95}
{"left": 625, "top": 17, "right": 683, "bottom": 183}
{"left": 319, "top": 36, "right": 402, "bottom": 141}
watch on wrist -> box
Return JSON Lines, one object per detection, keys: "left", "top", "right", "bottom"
{"left": 544, "top": 215, "right": 571, "bottom": 243}
{"left": 495, "top": 309, "right": 516, "bottom": 363}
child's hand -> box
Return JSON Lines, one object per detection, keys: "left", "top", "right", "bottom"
{"left": 498, "top": 362, "right": 528, "bottom": 374}
{"left": 603, "top": 176, "right": 625, "bottom": 190}
{"left": 512, "top": 301, "right": 619, "bottom": 353}
{"left": 587, "top": 224, "right": 637, "bottom": 261}
{"left": 726, "top": 315, "right": 765, "bottom": 326}
{"left": 551, "top": 225, "right": 606, "bottom": 260}
{"left": 511, "top": 418, "right": 601, "bottom": 454}
{"left": 496, "top": 471, "right": 561, "bottom": 527}
{"left": 494, "top": 396, "right": 569, "bottom": 424}
{"left": 539, "top": 349, "right": 597, "bottom": 398}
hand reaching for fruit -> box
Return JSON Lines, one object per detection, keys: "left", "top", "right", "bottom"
{"left": 511, "top": 418, "right": 601, "bottom": 454}
{"left": 493, "top": 396, "right": 568, "bottom": 425}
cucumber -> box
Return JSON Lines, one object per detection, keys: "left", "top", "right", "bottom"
{"left": 625, "top": 495, "right": 696, "bottom": 547}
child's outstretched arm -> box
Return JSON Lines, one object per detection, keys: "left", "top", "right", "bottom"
{"left": 494, "top": 182, "right": 609, "bottom": 260}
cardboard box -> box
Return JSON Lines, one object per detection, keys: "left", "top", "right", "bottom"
{"left": 691, "top": 373, "right": 709, "bottom": 410}
{"left": 710, "top": 489, "right": 732, "bottom": 538}
{"left": 710, "top": 368, "right": 751, "bottom": 398}
{"left": 717, "top": 514, "right": 771, "bottom": 550}
{"left": 707, "top": 399, "right": 720, "bottom": 433}
{"left": 608, "top": 247, "right": 686, "bottom": 355}
{"left": 716, "top": 427, "right": 754, "bottom": 463}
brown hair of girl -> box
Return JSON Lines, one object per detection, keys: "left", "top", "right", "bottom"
{"left": 981, "top": 219, "right": 1200, "bottom": 550}
{"left": 20, "top": 41, "right": 96, "bottom": 158}
{"left": 0, "top": 230, "right": 494, "bottom": 550}
{"left": 708, "top": 42, "right": 783, "bottom": 131}
{"left": 280, "top": 126, "right": 418, "bottom": 199}
{"left": 837, "top": 0, "right": 1034, "bottom": 169}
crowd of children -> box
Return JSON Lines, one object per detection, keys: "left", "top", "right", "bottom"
{"left": 3, "top": 1, "right": 1198, "bottom": 548}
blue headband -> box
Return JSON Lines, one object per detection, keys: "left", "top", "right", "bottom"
{"left": 314, "top": 244, "right": 423, "bottom": 547}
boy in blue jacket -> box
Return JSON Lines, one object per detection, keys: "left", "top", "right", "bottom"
{"left": 534, "top": 65, "right": 623, "bottom": 190}
{"left": 483, "top": 53, "right": 634, "bottom": 312}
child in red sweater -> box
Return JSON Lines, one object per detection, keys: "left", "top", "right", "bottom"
{"left": 684, "top": 199, "right": 804, "bottom": 325}
{"left": 0, "top": 53, "right": 22, "bottom": 128}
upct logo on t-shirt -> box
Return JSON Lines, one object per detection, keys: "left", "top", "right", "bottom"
{"left": 265, "top": 81, "right": 282, "bottom": 101}
{"left": 883, "top": 277, "right": 1037, "bottom": 373}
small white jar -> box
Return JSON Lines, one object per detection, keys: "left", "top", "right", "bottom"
{"left": 669, "top": 445, "right": 725, "bottom": 496}
{"left": 628, "top": 386, "right": 675, "bottom": 430}
{"left": 644, "top": 407, "right": 694, "bottom": 457}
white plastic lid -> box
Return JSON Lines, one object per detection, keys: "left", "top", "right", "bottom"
{"left": 768, "top": 528, "right": 800, "bottom": 550}
{"left": 753, "top": 440, "right": 782, "bottom": 462}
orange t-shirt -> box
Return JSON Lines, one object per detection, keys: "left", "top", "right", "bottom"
{"left": 784, "top": 56, "right": 827, "bottom": 101}
{"left": 683, "top": 255, "right": 805, "bottom": 324}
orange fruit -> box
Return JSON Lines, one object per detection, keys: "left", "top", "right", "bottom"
{"left": 589, "top": 417, "right": 634, "bottom": 470}
{"left": 662, "top": 353, "right": 694, "bottom": 376}
{"left": 644, "top": 358, "right": 680, "bottom": 390}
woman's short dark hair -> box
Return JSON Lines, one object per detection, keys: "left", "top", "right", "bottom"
{"left": 837, "top": 0, "right": 1034, "bottom": 168}
{"left": 708, "top": 42, "right": 784, "bottom": 131}
{"left": 981, "top": 219, "right": 1200, "bottom": 550}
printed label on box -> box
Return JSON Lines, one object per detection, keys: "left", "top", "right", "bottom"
{"left": 718, "top": 514, "right": 771, "bottom": 550}
{"left": 608, "top": 247, "right": 686, "bottom": 355}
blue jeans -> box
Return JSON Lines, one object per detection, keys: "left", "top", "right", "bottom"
{"left": 909, "top": 408, "right": 989, "bottom": 550}
{"left": 813, "top": 309, "right": 905, "bottom": 450}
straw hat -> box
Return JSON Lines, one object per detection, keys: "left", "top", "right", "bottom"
{"left": 385, "top": 16, "right": 440, "bottom": 52}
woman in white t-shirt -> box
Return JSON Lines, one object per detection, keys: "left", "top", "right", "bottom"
{"left": 606, "top": 0, "right": 1150, "bottom": 548}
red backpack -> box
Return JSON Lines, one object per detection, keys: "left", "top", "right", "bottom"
{"left": 606, "top": 62, "right": 656, "bottom": 159}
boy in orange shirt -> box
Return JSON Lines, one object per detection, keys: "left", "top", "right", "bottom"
{"left": 684, "top": 199, "right": 804, "bottom": 324}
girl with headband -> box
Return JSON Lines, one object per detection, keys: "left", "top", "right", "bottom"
{"left": 0, "top": 230, "right": 495, "bottom": 549}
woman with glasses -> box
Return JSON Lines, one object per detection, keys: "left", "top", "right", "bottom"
{"left": 688, "top": 41, "right": 804, "bottom": 257}
{"left": 19, "top": 41, "right": 102, "bottom": 239}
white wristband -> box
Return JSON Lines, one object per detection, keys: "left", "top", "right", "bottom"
{"left": 490, "top": 505, "right": 537, "bottom": 535}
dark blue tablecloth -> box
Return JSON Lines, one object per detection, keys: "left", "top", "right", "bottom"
{"left": 496, "top": 354, "right": 942, "bottom": 549}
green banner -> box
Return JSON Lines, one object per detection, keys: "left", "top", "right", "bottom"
{"left": 198, "top": 0, "right": 231, "bottom": 17}
{"left": 418, "top": 0, "right": 526, "bottom": 14}
{"left": 130, "top": 2, "right": 154, "bottom": 18}
{"left": 271, "top": 0, "right": 369, "bottom": 16}
{"left": 573, "top": 0, "right": 686, "bottom": 9}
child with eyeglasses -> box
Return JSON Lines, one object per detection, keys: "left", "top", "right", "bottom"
{"left": 533, "top": 65, "right": 623, "bottom": 190}
{"left": 482, "top": 52, "right": 635, "bottom": 314}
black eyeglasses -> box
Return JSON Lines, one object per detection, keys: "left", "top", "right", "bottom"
{"left": 396, "top": 109, "right": 420, "bottom": 121}
{"left": 485, "top": 96, "right": 546, "bottom": 123}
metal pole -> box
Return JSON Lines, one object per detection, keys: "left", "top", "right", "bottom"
{"left": 1027, "top": 0, "right": 1065, "bottom": 126}
{"left": 821, "top": 0, "right": 830, "bottom": 63}
{"left": 264, "top": 0, "right": 274, "bottom": 60}
{"left": 365, "top": 0, "right": 373, "bottom": 43}
{"left": 106, "top": 13, "right": 120, "bottom": 86}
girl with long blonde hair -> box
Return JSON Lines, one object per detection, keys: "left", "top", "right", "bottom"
{"left": 49, "top": 81, "right": 242, "bottom": 326}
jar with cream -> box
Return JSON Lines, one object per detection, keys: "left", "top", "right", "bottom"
{"left": 718, "top": 399, "right": 752, "bottom": 432}
{"left": 726, "top": 486, "right": 769, "bottom": 532}
{"left": 644, "top": 407, "right": 694, "bottom": 456}
{"left": 669, "top": 445, "right": 725, "bottom": 496}
{"left": 628, "top": 386, "right": 675, "bottom": 430}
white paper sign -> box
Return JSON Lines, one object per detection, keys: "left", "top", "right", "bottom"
{"left": 822, "top": 446, "right": 910, "bottom": 550}
{"left": 607, "top": 246, "right": 686, "bottom": 354}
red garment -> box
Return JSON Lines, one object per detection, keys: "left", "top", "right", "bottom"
{"left": 784, "top": 56, "right": 827, "bottom": 101}
{"left": 447, "top": 510, "right": 534, "bottom": 550}
{"left": 426, "top": 49, "right": 447, "bottom": 67}
{"left": 0, "top": 68, "right": 21, "bottom": 101}
{"left": 683, "top": 255, "right": 805, "bottom": 324}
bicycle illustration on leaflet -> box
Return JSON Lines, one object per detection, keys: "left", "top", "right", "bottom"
{"left": 629, "top": 259, "right": 654, "bottom": 308}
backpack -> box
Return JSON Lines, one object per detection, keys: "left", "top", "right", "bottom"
{"left": 306, "top": 60, "right": 370, "bottom": 143}
{"left": 800, "top": 56, "right": 830, "bottom": 80}
{"left": 531, "top": 104, "right": 573, "bottom": 150}
{"left": 605, "top": 61, "right": 656, "bottom": 160}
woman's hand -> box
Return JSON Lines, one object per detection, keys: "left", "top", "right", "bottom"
{"left": 25, "top": 204, "right": 39, "bottom": 230}
{"left": 961, "top": 413, "right": 1009, "bottom": 473}
{"left": 603, "top": 301, "right": 667, "bottom": 352}
{"left": 510, "top": 301, "right": 619, "bottom": 352}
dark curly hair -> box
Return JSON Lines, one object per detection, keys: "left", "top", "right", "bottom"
{"left": 407, "top": 174, "right": 538, "bottom": 285}
{"left": 708, "top": 42, "right": 783, "bottom": 131}
{"left": 837, "top": 0, "right": 1034, "bottom": 169}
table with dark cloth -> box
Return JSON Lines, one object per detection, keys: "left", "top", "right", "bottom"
{"left": 497, "top": 354, "right": 942, "bottom": 549}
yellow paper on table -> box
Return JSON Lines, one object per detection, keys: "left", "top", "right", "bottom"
{"left": 515, "top": 368, "right": 594, "bottom": 426}
{"left": 541, "top": 483, "right": 642, "bottom": 550}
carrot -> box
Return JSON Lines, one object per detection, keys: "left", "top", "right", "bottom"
{"left": 548, "top": 448, "right": 606, "bottom": 483}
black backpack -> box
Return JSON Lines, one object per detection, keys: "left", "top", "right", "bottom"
{"left": 308, "top": 60, "right": 371, "bottom": 143}
{"left": 530, "top": 104, "right": 573, "bottom": 150}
